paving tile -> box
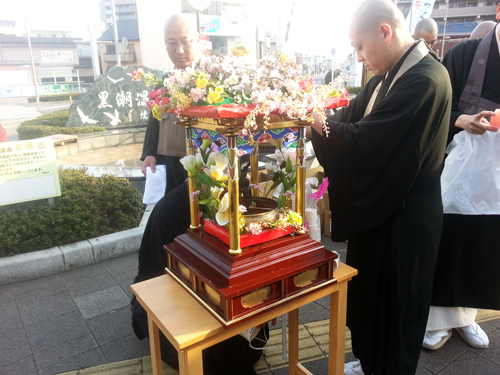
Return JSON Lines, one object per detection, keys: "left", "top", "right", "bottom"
{"left": 314, "top": 295, "right": 330, "bottom": 310}
{"left": 415, "top": 365, "right": 434, "bottom": 374}
{"left": 263, "top": 325, "right": 324, "bottom": 371}
{"left": 74, "top": 285, "right": 130, "bottom": 319}
{"left": 142, "top": 355, "right": 179, "bottom": 375}
{"left": 86, "top": 306, "right": 134, "bottom": 346}
{"left": 79, "top": 358, "right": 142, "bottom": 375}
{"left": 11, "top": 274, "right": 63, "bottom": 296}
{"left": 0, "top": 338, "right": 32, "bottom": 367}
{"left": 438, "top": 350, "right": 500, "bottom": 375}
{"left": 33, "top": 333, "right": 98, "bottom": 370}
{"left": 0, "top": 356, "right": 38, "bottom": 375}
{"left": 487, "top": 318, "right": 500, "bottom": 329}
{"left": 298, "top": 304, "right": 330, "bottom": 325}
{"left": 26, "top": 310, "right": 90, "bottom": 352}
{"left": 302, "top": 357, "right": 329, "bottom": 374}
{"left": 102, "top": 252, "right": 138, "bottom": 276}
{"left": 59, "top": 263, "right": 117, "bottom": 299}
{"left": 0, "top": 315, "right": 29, "bottom": 350}
{"left": 254, "top": 356, "right": 270, "bottom": 374}
{"left": 0, "top": 284, "right": 19, "bottom": 322}
{"left": 305, "top": 320, "right": 352, "bottom": 355}
{"left": 418, "top": 332, "right": 468, "bottom": 373}
{"left": 112, "top": 267, "right": 137, "bottom": 298}
{"left": 100, "top": 333, "right": 151, "bottom": 362}
{"left": 17, "top": 287, "right": 76, "bottom": 326}
{"left": 470, "top": 328, "right": 500, "bottom": 366}
{"left": 38, "top": 348, "right": 107, "bottom": 375}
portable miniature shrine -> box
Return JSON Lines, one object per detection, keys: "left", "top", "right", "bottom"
{"left": 163, "top": 98, "right": 347, "bottom": 326}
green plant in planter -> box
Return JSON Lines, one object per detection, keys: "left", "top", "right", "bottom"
{"left": 0, "top": 167, "right": 143, "bottom": 256}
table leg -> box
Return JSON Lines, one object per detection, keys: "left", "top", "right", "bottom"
{"left": 148, "top": 315, "right": 163, "bottom": 375}
{"left": 328, "top": 283, "right": 348, "bottom": 375}
{"left": 178, "top": 347, "right": 203, "bottom": 375}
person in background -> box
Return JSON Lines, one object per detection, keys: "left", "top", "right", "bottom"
{"left": 310, "top": 1, "right": 452, "bottom": 374}
{"left": 423, "top": 3, "right": 500, "bottom": 351}
{"left": 140, "top": 14, "right": 195, "bottom": 195}
{"left": 0, "top": 124, "right": 9, "bottom": 142}
{"left": 413, "top": 17, "right": 439, "bottom": 49}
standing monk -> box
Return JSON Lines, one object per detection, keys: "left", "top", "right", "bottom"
{"left": 310, "top": 1, "right": 452, "bottom": 374}
{"left": 141, "top": 14, "right": 196, "bottom": 194}
{"left": 424, "top": 3, "right": 500, "bottom": 351}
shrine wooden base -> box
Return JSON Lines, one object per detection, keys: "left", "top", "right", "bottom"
{"left": 164, "top": 229, "right": 338, "bottom": 326}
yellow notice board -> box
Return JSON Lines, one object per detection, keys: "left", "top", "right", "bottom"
{"left": 0, "top": 139, "right": 61, "bottom": 206}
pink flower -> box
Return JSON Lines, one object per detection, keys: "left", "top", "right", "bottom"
{"left": 149, "top": 90, "right": 158, "bottom": 100}
{"left": 146, "top": 100, "right": 155, "bottom": 109}
{"left": 239, "top": 205, "right": 247, "bottom": 214}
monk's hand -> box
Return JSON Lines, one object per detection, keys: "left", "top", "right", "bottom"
{"left": 455, "top": 111, "right": 498, "bottom": 134}
{"left": 311, "top": 111, "right": 326, "bottom": 136}
{"left": 141, "top": 156, "right": 157, "bottom": 175}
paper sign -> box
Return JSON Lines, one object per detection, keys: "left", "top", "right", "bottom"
{"left": 0, "top": 139, "right": 61, "bottom": 206}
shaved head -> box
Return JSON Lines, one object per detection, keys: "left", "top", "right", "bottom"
{"left": 164, "top": 14, "right": 200, "bottom": 69}
{"left": 349, "top": 0, "right": 414, "bottom": 75}
{"left": 350, "top": 0, "right": 406, "bottom": 35}
{"left": 470, "top": 20, "right": 497, "bottom": 39}
{"left": 413, "top": 18, "right": 438, "bottom": 47}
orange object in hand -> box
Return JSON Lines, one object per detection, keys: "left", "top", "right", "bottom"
{"left": 490, "top": 110, "right": 500, "bottom": 128}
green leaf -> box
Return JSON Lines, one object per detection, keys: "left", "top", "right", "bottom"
{"left": 196, "top": 172, "right": 215, "bottom": 186}
{"left": 198, "top": 199, "right": 210, "bottom": 205}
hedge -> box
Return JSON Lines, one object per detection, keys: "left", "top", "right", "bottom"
{"left": 0, "top": 168, "right": 144, "bottom": 256}
{"left": 27, "top": 93, "right": 82, "bottom": 102}
{"left": 17, "top": 125, "right": 106, "bottom": 140}
{"left": 21, "top": 110, "right": 70, "bottom": 127}
{"left": 346, "top": 86, "right": 362, "bottom": 95}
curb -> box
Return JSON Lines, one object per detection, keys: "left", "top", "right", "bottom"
{"left": 0, "top": 205, "right": 155, "bottom": 286}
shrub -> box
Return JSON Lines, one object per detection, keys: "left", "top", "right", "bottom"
{"left": 27, "top": 93, "right": 82, "bottom": 102}
{"left": 346, "top": 86, "right": 362, "bottom": 95}
{"left": 0, "top": 167, "right": 144, "bottom": 256}
{"left": 17, "top": 125, "right": 106, "bottom": 140}
{"left": 21, "top": 110, "right": 70, "bottom": 127}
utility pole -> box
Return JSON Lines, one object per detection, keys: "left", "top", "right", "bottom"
{"left": 441, "top": 0, "right": 449, "bottom": 60}
{"left": 24, "top": 16, "right": 40, "bottom": 109}
{"left": 111, "top": 0, "right": 121, "bottom": 66}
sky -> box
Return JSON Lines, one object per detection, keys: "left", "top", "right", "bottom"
{"left": 3, "top": 0, "right": 362, "bottom": 61}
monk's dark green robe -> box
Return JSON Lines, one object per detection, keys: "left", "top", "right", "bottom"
{"left": 312, "top": 47, "right": 451, "bottom": 375}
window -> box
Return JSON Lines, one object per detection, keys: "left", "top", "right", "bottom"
{"left": 106, "top": 45, "right": 116, "bottom": 54}
{"left": 467, "top": 2, "right": 477, "bottom": 7}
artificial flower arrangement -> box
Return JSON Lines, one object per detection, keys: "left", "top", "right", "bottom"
{"left": 180, "top": 139, "right": 303, "bottom": 237}
{"left": 262, "top": 138, "right": 297, "bottom": 209}
{"left": 132, "top": 51, "right": 346, "bottom": 142}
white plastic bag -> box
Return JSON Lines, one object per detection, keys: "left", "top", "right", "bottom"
{"left": 441, "top": 130, "right": 500, "bottom": 215}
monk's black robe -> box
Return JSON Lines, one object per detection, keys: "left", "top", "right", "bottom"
{"left": 141, "top": 112, "right": 187, "bottom": 194}
{"left": 431, "top": 32, "right": 500, "bottom": 310}
{"left": 312, "top": 49, "right": 451, "bottom": 374}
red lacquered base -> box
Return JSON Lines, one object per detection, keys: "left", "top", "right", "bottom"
{"left": 164, "top": 229, "right": 338, "bottom": 326}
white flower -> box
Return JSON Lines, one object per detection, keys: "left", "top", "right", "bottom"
{"left": 204, "top": 165, "right": 225, "bottom": 181}
{"left": 265, "top": 162, "right": 278, "bottom": 173}
{"left": 216, "top": 193, "right": 230, "bottom": 226}
{"left": 275, "top": 149, "right": 284, "bottom": 164}
{"left": 180, "top": 155, "right": 197, "bottom": 174}
{"left": 214, "top": 152, "right": 228, "bottom": 170}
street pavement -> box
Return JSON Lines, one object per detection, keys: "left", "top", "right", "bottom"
{"left": 0, "top": 97, "right": 72, "bottom": 141}
{"left": 1, "top": 144, "right": 500, "bottom": 375}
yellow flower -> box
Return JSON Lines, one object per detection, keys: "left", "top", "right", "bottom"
{"left": 196, "top": 74, "right": 208, "bottom": 89}
{"left": 216, "top": 193, "right": 230, "bottom": 226}
{"left": 215, "top": 86, "right": 223, "bottom": 94}
{"left": 204, "top": 165, "right": 225, "bottom": 181}
{"left": 207, "top": 88, "right": 221, "bottom": 104}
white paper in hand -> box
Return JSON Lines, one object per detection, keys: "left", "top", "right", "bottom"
{"left": 143, "top": 165, "right": 166, "bottom": 205}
